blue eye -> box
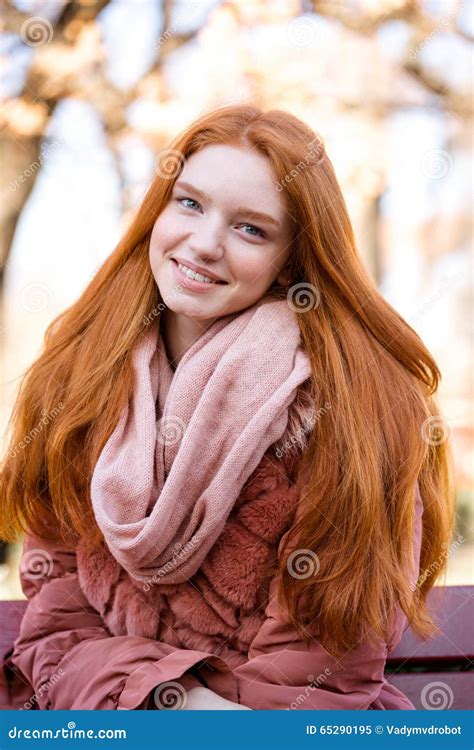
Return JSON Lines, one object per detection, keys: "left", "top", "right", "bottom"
{"left": 176, "top": 197, "right": 201, "bottom": 211}
{"left": 242, "top": 224, "right": 266, "bottom": 238}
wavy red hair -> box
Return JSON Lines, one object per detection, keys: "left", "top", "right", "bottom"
{"left": 1, "top": 103, "right": 455, "bottom": 657}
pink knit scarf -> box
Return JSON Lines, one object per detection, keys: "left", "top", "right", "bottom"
{"left": 90, "top": 296, "right": 311, "bottom": 585}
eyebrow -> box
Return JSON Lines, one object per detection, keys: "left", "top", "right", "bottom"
{"left": 173, "top": 180, "right": 281, "bottom": 228}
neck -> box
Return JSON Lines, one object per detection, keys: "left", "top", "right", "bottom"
{"left": 161, "top": 309, "right": 217, "bottom": 370}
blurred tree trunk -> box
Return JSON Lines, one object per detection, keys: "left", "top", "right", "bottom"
{"left": 1, "top": 0, "right": 111, "bottom": 295}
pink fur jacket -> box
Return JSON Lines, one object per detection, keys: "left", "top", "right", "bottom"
{"left": 0, "top": 384, "right": 424, "bottom": 710}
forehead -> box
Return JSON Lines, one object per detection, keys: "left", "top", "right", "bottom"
{"left": 179, "top": 144, "right": 286, "bottom": 216}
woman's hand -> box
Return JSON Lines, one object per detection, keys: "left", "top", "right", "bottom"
{"left": 182, "top": 686, "right": 253, "bottom": 710}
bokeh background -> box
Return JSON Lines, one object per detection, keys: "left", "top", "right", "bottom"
{"left": 1, "top": 0, "right": 472, "bottom": 598}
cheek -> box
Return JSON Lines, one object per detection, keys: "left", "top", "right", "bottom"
{"left": 150, "top": 211, "right": 180, "bottom": 254}
{"left": 229, "top": 250, "right": 277, "bottom": 284}
{"left": 148, "top": 225, "right": 170, "bottom": 282}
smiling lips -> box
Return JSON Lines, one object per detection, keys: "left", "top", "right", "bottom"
{"left": 171, "top": 258, "right": 228, "bottom": 292}
{"left": 172, "top": 257, "right": 227, "bottom": 283}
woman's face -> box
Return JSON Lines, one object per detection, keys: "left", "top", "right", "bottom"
{"left": 149, "top": 144, "right": 293, "bottom": 322}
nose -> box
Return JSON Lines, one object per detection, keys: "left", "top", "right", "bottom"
{"left": 187, "top": 220, "right": 225, "bottom": 262}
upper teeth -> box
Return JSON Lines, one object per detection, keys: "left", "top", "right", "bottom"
{"left": 177, "top": 262, "right": 220, "bottom": 284}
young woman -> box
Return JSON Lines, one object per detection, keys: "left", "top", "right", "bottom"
{"left": 0, "top": 103, "right": 454, "bottom": 711}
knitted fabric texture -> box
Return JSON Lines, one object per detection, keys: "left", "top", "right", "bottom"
{"left": 90, "top": 296, "right": 311, "bottom": 584}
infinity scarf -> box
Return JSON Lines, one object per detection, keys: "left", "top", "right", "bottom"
{"left": 90, "top": 297, "right": 311, "bottom": 585}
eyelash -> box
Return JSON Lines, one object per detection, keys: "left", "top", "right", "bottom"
{"left": 175, "top": 197, "right": 267, "bottom": 239}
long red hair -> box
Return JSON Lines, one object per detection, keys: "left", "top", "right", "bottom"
{"left": 1, "top": 104, "right": 455, "bottom": 657}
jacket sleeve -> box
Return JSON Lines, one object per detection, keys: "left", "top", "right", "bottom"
{"left": 1, "top": 531, "right": 238, "bottom": 710}
{"left": 232, "top": 482, "right": 424, "bottom": 710}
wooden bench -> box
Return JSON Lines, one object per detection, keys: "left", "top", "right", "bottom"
{"left": 386, "top": 585, "right": 473, "bottom": 709}
{"left": 1, "top": 586, "right": 472, "bottom": 709}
